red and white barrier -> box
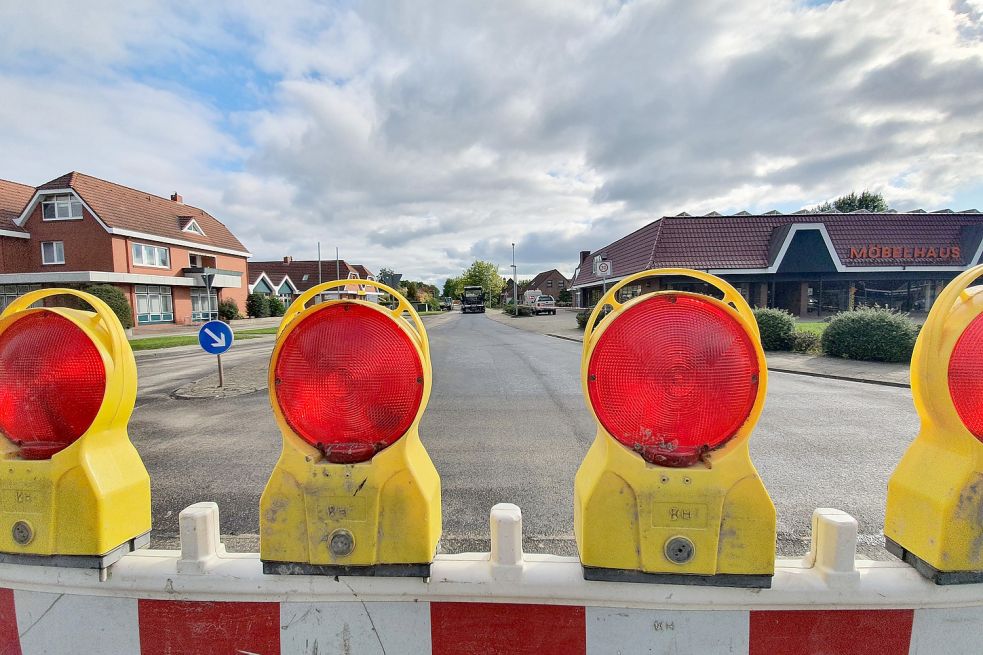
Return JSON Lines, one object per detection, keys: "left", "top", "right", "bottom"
{"left": 2, "top": 503, "right": 982, "bottom": 655}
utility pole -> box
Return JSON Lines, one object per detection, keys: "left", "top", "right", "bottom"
{"left": 317, "top": 242, "right": 322, "bottom": 284}
{"left": 512, "top": 242, "right": 518, "bottom": 317}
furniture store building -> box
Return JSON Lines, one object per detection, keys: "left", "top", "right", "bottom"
{"left": 570, "top": 210, "right": 983, "bottom": 317}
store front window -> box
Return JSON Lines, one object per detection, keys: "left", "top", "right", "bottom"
{"left": 135, "top": 285, "right": 174, "bottom": 324}
{"left": 0, "top": 285, "right": 42, "bottom": 312}
{"left": 191, "top": 288, "right": 218, "bottom": 322}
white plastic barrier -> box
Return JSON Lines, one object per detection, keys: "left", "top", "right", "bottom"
{"left": 2, "top": 503, "right": 983, "bottom": 654}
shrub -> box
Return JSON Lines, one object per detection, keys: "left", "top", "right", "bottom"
{"left": 82, "top": 284, "right": 133, "bottom": 329}
{"left": 267, "top": 296, "right": 286, "bottom": 317}
{"left": 246, "top": 292, "right": 271, "bottom": 318}
{"left": 752, "top": 308, "right": 796, "bottom": 351}
{"left": 576, "top": 309, "right": 590, "bottom": 329}
{"left": 792, "top": 330, "right": 821, "bottom": 354}
{"left": 821, "top": 307, "right": 918, "bottom": 363}
{"left": 218, "top": 298, "right": 241, "bottom": 322}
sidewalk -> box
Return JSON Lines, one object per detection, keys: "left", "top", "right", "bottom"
{"left": 485, "top": 309, "right": 911, "bottom": 388}
{"left": 129, "top": 316, "right": 282, "bottom": 340}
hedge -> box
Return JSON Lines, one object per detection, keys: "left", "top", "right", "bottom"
{"left": 246, "top": 292, "right": 271, "bottom": 318}
{"left": 82, "top": 284, "right": 133, "bottom": 329}
{"left": 267, "top": 296, "right": 286, "bottom": 317}
{"left": 820, "top": 307, "right": 918, "bottom": 363}
{"left": 752, "top": 308, "right": 796, "bottom": 351}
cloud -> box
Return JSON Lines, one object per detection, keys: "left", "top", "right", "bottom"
{"left": 1, "top": 0, "right": 982, "bottom": 284}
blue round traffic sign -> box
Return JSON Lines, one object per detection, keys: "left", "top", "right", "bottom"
{"left": 198, "top": 320, "right": 234, "bottom": 355}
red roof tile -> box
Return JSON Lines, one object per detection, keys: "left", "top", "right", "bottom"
{"left": 0, "top": 179, "right": 33, "bottom": 233}
{"left": 36, "top": 172, "right": 249, "bottom": 254}
{"left": 572, "top": 212, "right": 983, "bottom": 287}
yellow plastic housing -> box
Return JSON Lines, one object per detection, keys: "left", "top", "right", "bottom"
{"left": 574, "top": 269, "right": 775, "bottom": 579}
{"left": 886, "top": 264, "right": 983, "bottom": 572}
{"left": 0, "top": 289, "right": 150, "bottom": 557}
{"left": 260, "top": 280, "right": 441, "bottom": 569}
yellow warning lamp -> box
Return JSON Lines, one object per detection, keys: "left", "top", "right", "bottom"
{"left": 0, "top": 289, "right": 150, "bottom": 567}
{"left": 260, "top": 280, "right": 440, "bottom": 576}
{"left": 574, "top": 269, "right": 775, "bottom": 587}
{"left": 886, "top": 264, "right": 983, "bottom": 584}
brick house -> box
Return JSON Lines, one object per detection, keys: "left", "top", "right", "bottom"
{"left": 526, "top": 269, "right": 570, "bottom": 296}
{"left": 570, "top": 210, "right": 983, "bottom": 315}
{"left": 248, "top": 258, "right": 379, "bottom": 302}
{"left": 0, "top": 172, "right": 250, "bottom": 325}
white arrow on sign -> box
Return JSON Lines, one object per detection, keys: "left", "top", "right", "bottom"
{"left": 204, "top": 327, "right": 226, "bottom": 348}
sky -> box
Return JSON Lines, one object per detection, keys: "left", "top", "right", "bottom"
{"left": 1, "top": 0, "right": 982, "bottom": 285}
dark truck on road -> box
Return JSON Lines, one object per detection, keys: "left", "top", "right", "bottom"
{"left": 460, "top": 286, "right": 486, "bottom": 314}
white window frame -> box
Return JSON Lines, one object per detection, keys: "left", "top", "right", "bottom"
{"left": 131, "top": 242, "right": 171, "bottom": 269}
{"left": 41, "top": 241, "right": 65, "bottom": 265}
{"left": 182, "top": 219, "right": 206, "bottom": 236}
{"left": 41, "top": 194, "right": 83, "bottom": 221}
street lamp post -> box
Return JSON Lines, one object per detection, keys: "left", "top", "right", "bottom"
{"left": 512, "top": 243, "right": 518, "bottom": 317}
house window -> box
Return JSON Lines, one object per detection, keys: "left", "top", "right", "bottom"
{"left": 191, "top": 288, "right": 218, "bottom": 321}
{"left": 134, "top": 285, "right": 174, "bottom": 324}
{"left": 41, "top": 194, "right": 83, "bottom": 220}
{"left": 41, "top": 241, "right": 65, "bottom": 265}
{"left": 132, "top": 243, "right": 171, "bottom": 268}
{"left": 182, "top": 219, "right": 205, "bottom": 236}
{"left": 547, "top": 280, "right": 553, "bottom": 288}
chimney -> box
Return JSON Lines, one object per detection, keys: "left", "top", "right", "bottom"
{"left": 170, "top": 192, "right": 183, "bottom": 203}
{"left": 283, "top": 256, "right": 293, "bottom": 264}
{"left": 579, "top": 250, "right": 591, "bottom": 263}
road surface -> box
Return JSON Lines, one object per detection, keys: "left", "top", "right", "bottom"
{"left": 131, "top": 311, "right": 919, "bottom": 558}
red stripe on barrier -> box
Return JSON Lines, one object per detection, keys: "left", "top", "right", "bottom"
{"left": 749, "top": 609, "right": 913, "bottom": 655}
{"left": 0, "top": 589, "right": 21, "bottom": 655}
{"left": 138, "top": 599, "right": 279, "bottom": 655}
{"left": 430, "top": 602, "right": 586, "bottom": 655}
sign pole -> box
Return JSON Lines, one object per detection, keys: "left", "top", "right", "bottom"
{"left": 198, "top": 319, "right": 234, "bottom": 389}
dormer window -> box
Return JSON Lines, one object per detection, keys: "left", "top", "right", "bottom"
{"left": 181, "top": 218, "right": 206, "bottom": 236}
{"left": 42, "top": 194, "right": 83, "bottom": 220}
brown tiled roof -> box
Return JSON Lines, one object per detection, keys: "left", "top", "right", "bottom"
{"left": 0, "top": 179, "right": 34, "bottom": 233}
{"left": 527, "top": 269, "right": 570, "bottom": 291}
{"left": 36, "top": 172, "right": 249, "bottom": 254}
{"left": 248, "top": 260, "right": 360, "bottom": 293}
{"left": 572, "top": 212, "right": 983, "bottom": 287}
{"left": 351, "top": 264, "right": 374, "bottom": 279}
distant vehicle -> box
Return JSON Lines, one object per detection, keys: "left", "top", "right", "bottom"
{"left": 530, "top": 294, "right": 556, "bottom": 315}
{"left": 461, "top": 286, "right": 486, "bottom": 314}
{"left": 522, "top": 289, "right": 542, "bottom": 305}
{"left": 438, "top": 296, "right": 453, "bottom": 311}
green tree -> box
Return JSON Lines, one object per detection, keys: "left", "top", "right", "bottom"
{"left": 268, "top": 296, "right": 286, "bottom": 317}
{"left": 461, "top": 260, "right": 505, "bottom": 301}
{"left": 813, "top": 190, "right": 889, "bottom": 213}
{"left": 82, "top": 284, "right": 133, "bottom": 329}
{"left": 246, "top": 292, "right": 271, "bottom": 318}
{"left": 401, "top": 281, "right": 419, "bottom": 301}
{"left": 218, "top": 298, "right": 241, "bottom": 322}
{"left": 443, "top": 277, "right": 464, "bottom": 298}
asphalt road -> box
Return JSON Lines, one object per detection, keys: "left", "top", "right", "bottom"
{"left": 131, "top": 311, "right": 919, "bottom": 559}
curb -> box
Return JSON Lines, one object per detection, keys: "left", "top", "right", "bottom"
{"left": 767, "top": 367, "right": 909, "bottom": 389}
{"left": 542, "top": 334, "right": 909, "bottom": 389}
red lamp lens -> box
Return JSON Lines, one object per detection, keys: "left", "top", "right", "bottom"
{"left": 274, "top": 303, "right": 424, "bottom": 463}
{"left": 587, "top": 294, "right": 759, "bottom": 467}
{"left": 0, "top": 312, "right": 107, "bottom": 459}
{"left": 949, "top": 312, "right": 983, "bottom": 441}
